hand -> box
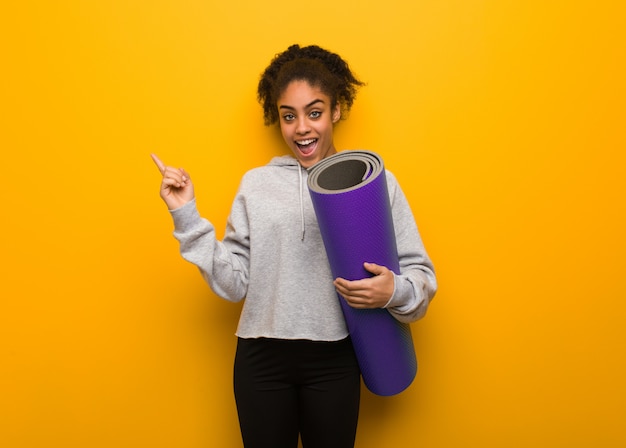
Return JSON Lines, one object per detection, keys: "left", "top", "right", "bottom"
{"left": 151, "top": 153, "right": 195, "bottom": 210}
{"left": 333, "top": 262, "right": 395, "bottom": 309}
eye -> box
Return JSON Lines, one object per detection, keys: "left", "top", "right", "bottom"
{"left": 309, "top": 110, "right": 322, "bottom": 119}
{"left": 282, "top": 113, "right": 295, "bottom": 122}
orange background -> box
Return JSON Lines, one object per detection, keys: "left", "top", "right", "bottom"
{"left": 1, "top": 1, "right": 625, "bottom": 446}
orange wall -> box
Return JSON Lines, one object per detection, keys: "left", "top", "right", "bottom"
{"left": 1, "top": 1, "right": 625, "bottom": 446}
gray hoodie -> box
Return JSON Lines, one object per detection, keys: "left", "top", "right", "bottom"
{"left": 170, "top": 154, "right": 437, "bottom": 341}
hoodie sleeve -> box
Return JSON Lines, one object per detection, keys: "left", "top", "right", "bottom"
{"left": 170, "top": 196, "right": 250, "bottom": 302}
{"left": 382, "top": 172, "right": 438, "bottom": 323}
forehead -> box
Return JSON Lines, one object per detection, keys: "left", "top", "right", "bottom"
{"left": 277, "top": 80, "right": 331, "bottom": 107}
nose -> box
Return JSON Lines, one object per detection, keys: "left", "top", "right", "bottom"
{"left": 296, "top": 117, "right": 310, "bottom": 135}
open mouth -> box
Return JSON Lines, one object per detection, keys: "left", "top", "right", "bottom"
{"left": 296, "top": 138, "right": 318, "bottom": 155}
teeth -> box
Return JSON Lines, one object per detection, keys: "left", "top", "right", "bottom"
{"left": 297, "top": 139, "right": 316, "bottom": 146}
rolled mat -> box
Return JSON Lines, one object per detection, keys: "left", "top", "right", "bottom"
{"left": 307, "top": 150, "right": 417, "bottom": 396}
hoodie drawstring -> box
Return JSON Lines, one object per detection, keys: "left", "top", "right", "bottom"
{"left": 298, "top": 165, "right": 306, "bottom": 241}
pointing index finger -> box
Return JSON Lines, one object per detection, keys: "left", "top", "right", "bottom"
{"left": 150, "top": 153, "right": 166, "bottom": 174}
{"left": 150, "top": 153, "right": 165, "bottom": 174}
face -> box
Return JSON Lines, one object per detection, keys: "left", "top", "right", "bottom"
{"left": 277, "top": 80, "right": 341, "bottom": 168}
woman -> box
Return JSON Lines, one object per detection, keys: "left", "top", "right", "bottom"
{"left": 152, "top": 44, "right": 437, "bottom": 448}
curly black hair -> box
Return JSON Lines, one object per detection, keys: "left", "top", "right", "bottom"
{"left": 257, "top": 44, "right": 365, "bottom": 126}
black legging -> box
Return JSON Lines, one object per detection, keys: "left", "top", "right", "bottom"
{"left": 234, "top": 337, "right": 361, "bottom": 448}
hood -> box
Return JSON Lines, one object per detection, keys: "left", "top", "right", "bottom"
{"left": 267, "top": 155, "right": 308, "bottom": 241}
{"left": 267, "top": 155, "right": 301, "bottom": 168}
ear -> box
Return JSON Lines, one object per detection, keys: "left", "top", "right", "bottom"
{"left": 332, "top": 104, "right": 341, "bottom": 123}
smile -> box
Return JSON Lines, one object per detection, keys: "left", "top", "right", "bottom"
{"left": 295, "top": 138, "right": 318, "bottom": 155}
{"left": 296, "top": 138, "right": 317, "bottom": 148}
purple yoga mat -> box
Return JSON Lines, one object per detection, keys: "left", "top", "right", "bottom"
{"left": 307, "top": 150, "right": 417, "bottom": 396}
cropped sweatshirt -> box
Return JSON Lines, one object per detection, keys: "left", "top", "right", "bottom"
{"left": 170, "top": 153, "right": 437, "bottom": 341}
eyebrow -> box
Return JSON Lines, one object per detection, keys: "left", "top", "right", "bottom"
{"left": 279, "top": 98, "right": 325, "bottom": 110}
